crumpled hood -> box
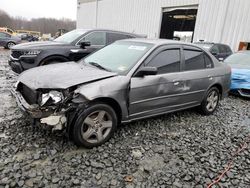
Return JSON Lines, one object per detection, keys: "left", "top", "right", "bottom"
{"left": 12, "top": 41, "right": 68, "bottom": 50}
{"left": 18, "top": 62, "right": 117, "bottom": 90}
{"left": 231, "top": 68, "right": 250, "bottom": 90}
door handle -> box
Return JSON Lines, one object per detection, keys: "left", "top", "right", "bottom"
{"left": 208, "top": 75, "right": 213, "bottom": 81}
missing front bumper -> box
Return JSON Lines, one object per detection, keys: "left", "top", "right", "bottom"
{"left": 11, "top": 88, "right": 54, "bottom": 118}
{"left": 40, "top": 115, "right": 67, "bottom": 131}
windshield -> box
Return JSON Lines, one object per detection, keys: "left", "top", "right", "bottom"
{"left": 83, "top": 41, "right": 153, "bottom": 74}
{"left": 54, "top": 29, "right": 88, "bottom": 43}
{"left": 224, "top": 52, "right": 250, "bottom": 68}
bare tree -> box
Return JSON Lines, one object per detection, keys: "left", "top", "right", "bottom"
{"left": 0, "top": 9, "right": 76, "bottom": 35}
{"left": 0, "top": 10, "right": 12, "bottom": 27}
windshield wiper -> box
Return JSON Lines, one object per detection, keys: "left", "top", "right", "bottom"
{"left": 88, "top": 62, "right": 111, "bottom": 72}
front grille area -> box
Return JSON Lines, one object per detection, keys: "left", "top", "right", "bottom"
{"left": 11, "top": 50, "right": 24, "bottom": 59}
{"left": 18, "top": 83, "right": 38, "bottom": 104}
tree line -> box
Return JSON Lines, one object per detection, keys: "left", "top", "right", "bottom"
{"left": 0, "top": 9, "right": 76, "bottom": 35}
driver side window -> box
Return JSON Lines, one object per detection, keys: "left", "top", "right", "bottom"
{"left": 81, "top": 32, "right": 106, "bottom": 46}
{"left": 147, "top": 49, "right": 181, "bottom": 74}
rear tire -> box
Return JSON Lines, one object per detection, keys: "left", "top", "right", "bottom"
{"left": 72, "top": 103, "right": 117, "bottom": 148}
{"left": 199, "top": 87, "right": 220, "bottom": 115}
{"left": 6, "top": 42, "right": 15, "bottom": 49}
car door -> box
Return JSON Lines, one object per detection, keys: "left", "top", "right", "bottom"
{"left": 70, "top": 31, "right": 106, "bottom": 61}
{"left": 129, "top": 45, "right": 189, "bottom": 120}
{"left": 0, "top": 32, "right": 10, "bottom": 46}
{"left": 179, "top": 45, "right": 215, "bottom": 103}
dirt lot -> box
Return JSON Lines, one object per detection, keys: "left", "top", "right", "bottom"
{"left": 0, "top": 47, "right": 250, "bottom": 188}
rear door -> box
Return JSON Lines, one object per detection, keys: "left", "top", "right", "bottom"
{"left": 0, "top": 32, "right": 10, "bottom": 46}
{"left": 71, "top": 31, "right": 106, "bottom": 61}
{"left": 179, "top": 45, "right": 215, "bottom": 103}
{"left": 129, "top": 45, "right": 189, "bottom": 119}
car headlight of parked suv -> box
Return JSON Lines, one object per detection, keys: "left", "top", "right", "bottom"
{"left": 23, "top": 50, "right": 41, "bottom": 56}
{"left": 40, "top": 90, "right": 64, "bottom": 106}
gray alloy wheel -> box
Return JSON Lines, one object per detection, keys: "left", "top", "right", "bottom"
{"left": 81, "top": 110, "right": 112, "bottom": 144}
{"left": 206, "top": 90, "right": 219, "bottom": 112}
{"left": 7, "top": 42, "right": 15, "bottom": 49}
{"left": 72, "top": 103, "right": 117, "bottom": 148}
{"left": 200, "top": 87, "right": 220, "bottom": 115}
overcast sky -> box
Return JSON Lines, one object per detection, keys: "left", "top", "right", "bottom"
{"left": 0, "top": 0, "right": 77, "bottom": 20}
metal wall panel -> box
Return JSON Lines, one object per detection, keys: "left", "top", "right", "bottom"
{"left": 77, "top": 0, "right": 250, "bottom": 51}
{"left": 193, "top": 0, "right": 250, "bottom": 51}
{"left": 77, "top": 0, "right": 199, "bottom": 37}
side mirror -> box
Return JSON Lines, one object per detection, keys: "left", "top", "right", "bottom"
{"left": 80, "top": 41, "right": 91, "bottom": 49}
{"left": 134, "top": 67, "right": 158, "bottom": 77}
{"left": 211, "top": 52, "right": 218, "bottom": 56}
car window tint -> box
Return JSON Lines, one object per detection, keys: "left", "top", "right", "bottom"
{"left": 0, "top": 32, "right": 9, "bottom": 38}
{"left": 225, "top": 45, "right": 232, "bottom": 53}
{"left": 107, "top": 33, "right": 132, "bottom": 45}
{"left": 147, "top": 49, "right": 181, "bottom": 74}
{"left": 218, "top": 45, "right": 227, "bottom": 53}
{"left": 210, "top": 45, "right": 219, "bottom": 54}
{"left": 184, "top": 49, "right": 206, "bottom": 71}
{"left": 204, "top": 54, "right": 213, "bottom": 68}
{"left": 84, "top": 32, "right": 106, "bottom": 46}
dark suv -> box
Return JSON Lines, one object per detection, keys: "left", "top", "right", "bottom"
{"left": 194, "top": 42, "right": 233, "bottom": 61}
{"left": 9, "top": 29, "right": 143, "bottom": 73}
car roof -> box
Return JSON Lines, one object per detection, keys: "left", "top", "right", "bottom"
{"left": 77, "top": 28, "right": 144, "bottom": 37}
{"left": 194, "top": 41, "right": 230, "bottom": 46}
{"left": 119, "top": 38, "right": 200, "bottom": 47}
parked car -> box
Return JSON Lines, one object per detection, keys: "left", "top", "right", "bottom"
{"left": 17, "top": 33, "right": 39, "bottom": 42}
{"left": 224, "top": 51, "right": 250, "bottom": 98}
{"left": 8, "top": 29, "right": 144, "bottom": 74}
{"left": 12, "top": 39, "right": 231, "bottom": 148}
{"left": 0, "top": 32, "right": 21, "bottom": 49}
{"left": 194, "top": 42, "right": 233, "bottom": 61}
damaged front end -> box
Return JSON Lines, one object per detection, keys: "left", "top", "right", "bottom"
{"left": 11, "top": 82, "right": 85, "bottom": 131}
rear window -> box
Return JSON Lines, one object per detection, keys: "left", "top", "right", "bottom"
{"left": 184, "top": 49, "right": 206, "bottom": 70}
{"left": 107, "top": 32, "right": 132, "bottom": 45}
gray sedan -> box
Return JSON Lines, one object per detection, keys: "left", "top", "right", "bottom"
{"left": 0, "top": 32, "right": 21, "bottom": 49}
{"left": 12, "top": 39, "right": 231, "bottom": 148}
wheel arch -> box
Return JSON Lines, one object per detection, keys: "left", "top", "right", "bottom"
{"left": 210, "top": 83, "right": 223, "bottom": 97}
{"left": 90, "top": 97, "right": 122, "bottom": 124}
{"left": 39, "top": 55, "right": 69, "bottom": 65}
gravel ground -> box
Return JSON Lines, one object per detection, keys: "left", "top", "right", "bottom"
{"left": 0, "top": 48, "right": 250, "bottom": 188}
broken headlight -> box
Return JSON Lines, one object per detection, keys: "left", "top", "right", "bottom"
{"left": 40, "top": 91, "right": 64, "bottom": 106}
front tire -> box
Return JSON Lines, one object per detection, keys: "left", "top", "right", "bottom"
{"left": 200, "top": 87, "right": 220, "bottom": 115}
{"left": 72, "top": 103, "right": 117, "bottom": 148}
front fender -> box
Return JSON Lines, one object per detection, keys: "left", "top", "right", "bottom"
{"left": 74, "top": 76, "right": 130, "bottom": 120}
